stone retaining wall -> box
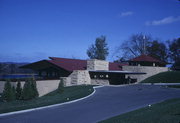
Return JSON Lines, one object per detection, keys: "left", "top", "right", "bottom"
{"left": 91, "top": 79, "right": 109, "bottom": 85}
{"left": 122, "top": 66, "right": 168, "bottom": 82}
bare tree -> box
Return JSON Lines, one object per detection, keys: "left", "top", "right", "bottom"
{"left": 114, "top": 33, "right": 168, "bottom": 62}
{"left": 115, "top": 33, "right": 151, "bottom": 61}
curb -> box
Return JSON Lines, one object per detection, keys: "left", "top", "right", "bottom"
{"left": 141, "top": 83, "right": 180, "bottom": 86}
{"left": 105, "top": 83, "right": 137, "bottom": 87}
{"left": 0, "top": 86, "right": 102, "bottom": 117}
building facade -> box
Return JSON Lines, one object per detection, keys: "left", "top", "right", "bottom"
{"left": 21, "top": 55, "right": 168, "bottom": 86}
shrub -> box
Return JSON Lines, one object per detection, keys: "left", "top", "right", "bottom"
{"left": 21, "top": 78, "right": 39, "bottom": 100}
{"left": 58, "top": 78, "right": 64, "bottom": 93}
{"left": 31, "top": 78, "right": 39, "bottom": 98}
{"left": 21, "top": 79, "right": 32, "bottom": 100}
{"left": 16, "top": 81, "right": 22, "bottom": 100}
{"left": 12, "top": 86, "right": 16, "bottom": 100}
{"left": 2, "top": 79, "right": 15, "bottom": 102}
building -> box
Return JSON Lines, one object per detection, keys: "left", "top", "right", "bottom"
{"left": 21, "top": 55, "right": 168, "bottom": 86}
{"left": 123, "top": 55, "right": 168, "bottom": 82}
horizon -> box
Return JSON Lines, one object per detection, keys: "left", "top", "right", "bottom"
{"left": 0, "top": 0, "right": 180, "bottom": 62}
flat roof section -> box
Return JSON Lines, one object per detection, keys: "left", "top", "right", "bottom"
{"left": 89, "top": 70, "right": 146, "bottom": 74}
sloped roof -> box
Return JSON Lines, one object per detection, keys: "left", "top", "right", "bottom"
{"left": 109, "top": 62, "right": 127, "bottom": 71}
{"left": 129, "top": 55, "right": 162, "bottom": 63}
{"left": 48, "top": 57, "right": 87, "bottom": 71}
{"left": 49, "top": 57, "right": 125, "bottom": 71}
{"left": 21, "top": 57, "right": 125, "bottom": 72}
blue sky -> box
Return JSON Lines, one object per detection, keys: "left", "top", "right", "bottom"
{"left": 0, "top": 0, "right": 180, "bottom": 62}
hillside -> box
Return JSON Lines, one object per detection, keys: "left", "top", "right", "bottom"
{"left": 141, "top": 71, "right": 180, "bottom": 83}
{"left": 0, "top": 62, "right": 34, "bottom": 74}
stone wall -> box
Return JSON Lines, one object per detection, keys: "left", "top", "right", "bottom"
{"left": 0, "top": 80, "right": 60, "bottom": 97}
{"left": 122, "top": 66, "right": 168, "bottom": 82}
{"left": 68, "top": 70, "right": 91, "bottom": 85}
{"left": 61, "top": 77, "right": 71, "bottom": 87}
{"left": 91, "top": 79, "right": 109, "bottom": 85}
{"left": 87, "top": 59, "right": 109, "bottom": 71}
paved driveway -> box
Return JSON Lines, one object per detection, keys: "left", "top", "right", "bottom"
{"left": 0, "top": 84, "right": 180, "bottom": 123}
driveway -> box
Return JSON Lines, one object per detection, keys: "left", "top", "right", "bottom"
{"left": 0, "top": 84, "right": 180, "bottom": 123}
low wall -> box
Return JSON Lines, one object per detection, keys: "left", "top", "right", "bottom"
{"left": 122, "top": 66, "right": 168, "bottom": 82}
{"left": 91, "top": 79, "right": 109, "bottom": 85}
{"left": 0, "top": 80, "right": 60, "bottom": 97}
{"left": 61, "top": 77, "right": 71, "bottom": 87}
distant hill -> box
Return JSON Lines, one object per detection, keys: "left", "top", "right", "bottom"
{"left": 0, "top": 62, "right": 34, "bottom": 74}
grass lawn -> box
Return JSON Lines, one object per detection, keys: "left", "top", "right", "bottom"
{"left": 99, "top": 98, "right": 180, "bottom": 123}
{"left": 0, "top": 85, "right": 94, "bottom": 114}
{"left": 168, "top": 85, "right": 180, "bottom": 88}
{"left": 141, "top": 71, "right": 180, "bottom": 83}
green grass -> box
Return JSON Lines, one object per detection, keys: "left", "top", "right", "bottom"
{"left": 0, "top": 85, "right": 94, "bottom": 114}
{"left": 141, "top": 71, "right": 180, "bottom": 83}
{"left": 99, "top": 98, "right": 180, "bottom": 123}
{"left": 168, "top": 85, "right": 180, "bottom": 88}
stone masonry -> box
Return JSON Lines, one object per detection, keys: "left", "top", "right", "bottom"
{"left": 122, "top": 66, "right": 168, "bottom": 82}
{"left": 87, "top": 59, "right": 109, "bottom": 71}
{"left": 61, "top": 59, "right": 109, "bottom": 86}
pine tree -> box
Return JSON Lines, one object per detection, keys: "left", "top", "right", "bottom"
{"left": 21, "top": 78, "right": 39, "bottom": 100}
{"left": 31, "top": 78, "right": 39, "bottom": 98}
{"left": 2, "top": 79, "right": 14, "bottom": 102}
{"left": 87, "top": 36, "right": 109, "bottom": 60}
{"left": 58, "top": 78, "right": 64, "bottom": 93}
{"left": 22, "top": 79, "right": 32, "bottom": 100}
{"left": 12, "top": 86, "right": 16, "bottom": 100}
{"left": 16, "top": 81, "right": 22, "bottom": 100}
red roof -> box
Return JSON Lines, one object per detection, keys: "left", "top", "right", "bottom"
{"left": 48, "top": 57, "right": 125, "bottom": 72}
{"left": 109, "top": 62, "right": 127, "bottom": 71}
{"left": 48, "top": 57, "right": 87, "bottom": 72}
{"left": 129, "top": 55, "right": 162, "bottom": 63}
{"left": 21, "top": 57, "right": 126, "bottom": 72}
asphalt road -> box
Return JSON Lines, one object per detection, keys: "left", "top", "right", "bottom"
{"left": 0, "top": 84, "right": 180, "bottom": 123}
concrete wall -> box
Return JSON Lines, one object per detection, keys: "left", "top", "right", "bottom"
{"left": 87, "top": 59, "right": 109, "bottom": 71}
{"left": 91, "top": 79, "right": 109, "bottom": 85}
{"left": 0, "top": 80, "right": 60, "bottom": 97}
{"left": 122, "top": 66, "right": 168, "bottom": 82}
{"left": 36, "top": 80, "right": 60, "bottom": 96}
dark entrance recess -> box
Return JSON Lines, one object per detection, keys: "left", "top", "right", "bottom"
{"left": 89, "top": 71, "right": 146, "bottom": 85}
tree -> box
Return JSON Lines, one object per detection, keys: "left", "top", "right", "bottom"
{"left": 21, "top": 78, "right": 39, "bottom": 100}
{"left": 147, "top": 40, "right": 168, "bottom": 62}
{"left": 168, "top": 38, "right": 180, "bottom": 70}
{"left": 16, "top": 81, "right": 22, "bottom": 100}
{"left": 21, "top": 80, "right": 32, "bottom": 100}
{"left": 115, "top": 33, "right": 168, "bottom": 62}
{"left": 2, "top": 79, "right": 15, "bottom": 102}
{"left": 58, "top": 78, "right": 64, "bottom": 93}
{"left": 12, "top": 86, "right": 16, "bottom": 100}
{"left": 116, "top": 33, "right": 151, "bottom": 60}
{"left": 31, "top": 78, "right": 39, "bottom": 98}
{"left": 87, "top": 36, "right": 109, "bottom": 60}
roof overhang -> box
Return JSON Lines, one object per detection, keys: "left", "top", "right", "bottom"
{"left": 89, "top": 70, "right": 146, "bottom": 74}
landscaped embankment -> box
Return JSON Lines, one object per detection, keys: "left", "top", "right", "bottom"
{"left": 0, "top": 85, "right": 94, "bottom": 114}
{"left": 140, "top": 71, "right": 180, "bottom": 83}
